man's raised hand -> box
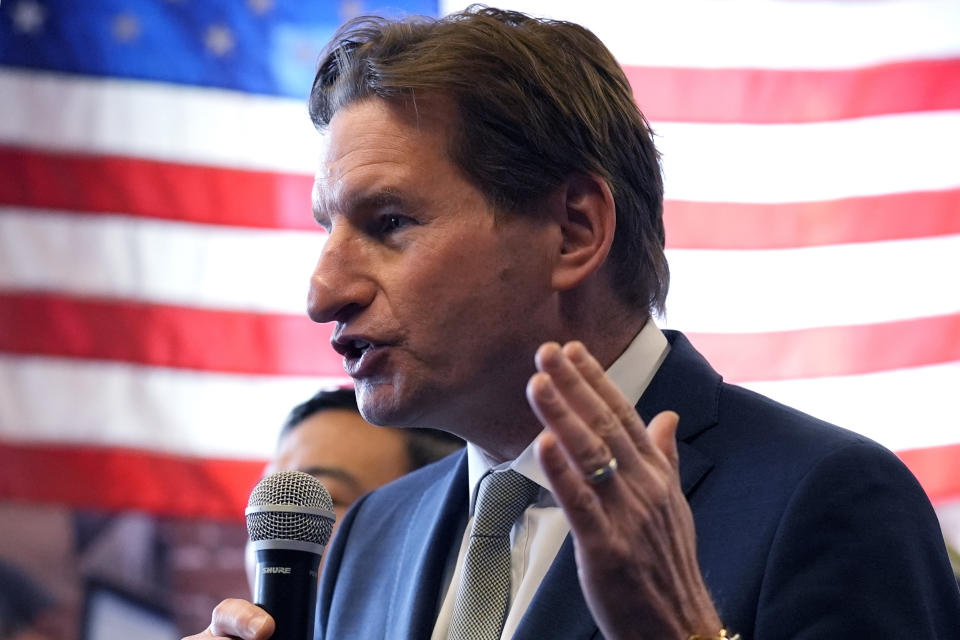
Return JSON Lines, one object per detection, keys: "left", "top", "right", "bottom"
{"left": 527, "top": 341, "right": 722, "bottom": 640}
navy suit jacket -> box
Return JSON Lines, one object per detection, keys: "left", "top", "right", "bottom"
{"left": 317, "top": 331, "right": 960, "bottom": 638}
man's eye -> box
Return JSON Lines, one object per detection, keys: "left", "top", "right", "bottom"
{"left": 378, "top": 214, "right": 411, "bottom": 234}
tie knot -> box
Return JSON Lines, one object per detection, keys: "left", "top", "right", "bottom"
{"left": 471, "top": 470, "right": 540, "bottom": 538}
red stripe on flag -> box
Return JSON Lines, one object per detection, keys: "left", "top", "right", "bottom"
{"left": 0, "top": 442, "right": 263, "bottom": 520}
{"left": 3, "top": 292, "right": 958, "bottom": 381}
{"left": 686, "top": 313, "right": 960, "bottom": 382}
{"left": 898, "top": 443, "right": 960, "bottom": 505}
{"left": 0, "top": 291, "right": 342, "bottom": 376}
{"left": 1, "top": 441, "right": 955, "bottom": 515}
{"left": 4, "top": 148, "right": 960, "bottom": 249}
{"left": 0, "top": 145, "right": 317, "bottom": 230}
{"left": 664, "top": 189, "right": 960, "bottom": 249}
{"left": 626, "top": 58, "right": 960, "bottom": 123}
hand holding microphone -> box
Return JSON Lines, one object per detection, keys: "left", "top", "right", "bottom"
{"left": 182, "top": 470, "right": 336, "bottom": 640}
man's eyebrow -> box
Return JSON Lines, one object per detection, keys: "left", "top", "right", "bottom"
{"left": 312, "top": 181, "right": 330, "bottom": 227}
{"left": 298, "top": 465, "right": 364, "bottom": 492}
{"left": 313, "top": 186, "right": 410, "bottom": 226}
{"left": 353, "top": 188, "right": 406, "bottom": 210}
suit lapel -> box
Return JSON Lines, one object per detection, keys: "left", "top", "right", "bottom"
{"left": 677, "top": 441, "right": 714, "bottom": 496}
{"left": 389, "top": 452, "right": 470, "bottom": 640}
{"left": 640, "top": 330, "right": 721, "bottom": 494}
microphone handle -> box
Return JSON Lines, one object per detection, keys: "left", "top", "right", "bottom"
{"left": 254, "top": 548, "right": 322, "bottom": 640}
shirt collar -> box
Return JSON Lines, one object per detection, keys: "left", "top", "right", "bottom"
{"left": 465, "top": 320, "right": 670, "bottom": 511}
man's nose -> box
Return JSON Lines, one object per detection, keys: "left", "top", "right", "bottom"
{"left": 307, "top": 227, "right": 375, "bottom": 324}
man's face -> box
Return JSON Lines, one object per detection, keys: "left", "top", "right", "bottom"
{"left": 309, "top": 98, "right": 560, "bottom": 443}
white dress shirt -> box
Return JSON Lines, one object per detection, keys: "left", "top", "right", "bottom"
{"left": 431, "top": 321, "right": 670, "bottom": 640}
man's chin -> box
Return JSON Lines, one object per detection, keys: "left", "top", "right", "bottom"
{"left": 354, "top": 381, "right": 411, "bottom": 426}
{"left": 354, "top": 381, "right": 449, "bottom": 430}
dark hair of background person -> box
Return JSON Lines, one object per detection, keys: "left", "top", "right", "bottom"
{"left": 0, "top": 560, "right": 56, "bottom": 638}
{"left": 281, "top": 388, "right": 464, "bottom": 470}
{"left": 309, "top": 4, "right": 669, "bottom": 315}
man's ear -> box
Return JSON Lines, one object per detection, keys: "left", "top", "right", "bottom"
{"left": 551, "top": 172, "right": 616, "bottom": 292}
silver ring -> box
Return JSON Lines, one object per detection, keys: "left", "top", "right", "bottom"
{"left": 586, "top": 457, "right": 618, "bottom": 484}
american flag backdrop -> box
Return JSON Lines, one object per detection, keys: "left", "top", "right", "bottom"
{"left": 1, "top": 0, "right": 959, "bottom": 528}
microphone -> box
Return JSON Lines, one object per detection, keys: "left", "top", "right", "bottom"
{"left": 245, "top": 470, "right": 336, "bottom": 640}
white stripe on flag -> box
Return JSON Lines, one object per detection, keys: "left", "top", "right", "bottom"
{"left": 0, "top": 208, "right": 324, "bottom": 313}
{"left": 441, "top": 0, "right": 960, "bottom": 69}
{"left": 0, "top": 354, "right": 346, "bottom": 459}
{"left": 743, "top": 362, "right": 960, "bottom": 453}
{"left": 663, "top": 235, "right": 960, "bottom": 333}
{"left": 4, "top": 70, "right": 959, "bottom": 204}
{"left": 0, "top": 69, "right": 322, "bottom": 174}
{"left": 2, "top": 355, "right": 955, "bottom": 460}
{"left": 6, "top": 208, "right": 957, "bottom": 331}
{"left": 655, "top": 112, "right": 960, "bottom": 203}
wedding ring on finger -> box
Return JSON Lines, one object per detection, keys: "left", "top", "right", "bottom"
{"left": 585, "top": 457, "right": 618, "bottom": 484}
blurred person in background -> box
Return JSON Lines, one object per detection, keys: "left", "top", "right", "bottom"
{"left": 246, "top": 387, "right": 463, "bottom": 590}
{"left": 0, "top": 560, "right": 58, "bottom": 640}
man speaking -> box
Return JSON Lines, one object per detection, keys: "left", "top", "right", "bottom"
{"left": 187, "top": 6, "right": 960, "bottom": 639}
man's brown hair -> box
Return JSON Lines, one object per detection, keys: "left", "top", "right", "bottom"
{"left": 309, "top": 5, "right": 669, "bottom": 314}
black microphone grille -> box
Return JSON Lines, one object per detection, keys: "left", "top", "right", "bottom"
{"left": 246, "top": 470, "right": 335, "bottom": 547}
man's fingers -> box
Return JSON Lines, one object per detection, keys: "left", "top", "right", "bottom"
{"left": 208, "top": 599, "right": 274, "bottom": 640}
{"left": 533, "top": 342, "right": 639, "bottom": 473}
{"left": 561, "top": 341, "right": 654, "bottom": 456}
{"left": 527, "top": 370, "right": 613, "bottom": 476}
{"left": 535, "top": 430, "right": 607, "bottom": 530}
